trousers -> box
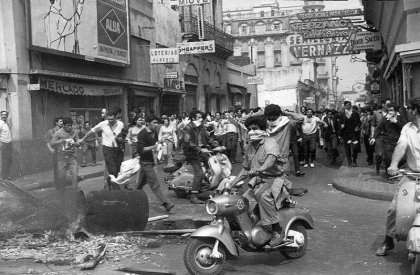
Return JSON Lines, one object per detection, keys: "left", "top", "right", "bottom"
{"left": 1, "top": 142, "right": 12, "bottom": 178}
{"left": 136, "top": 162, "right": 168, "bottom": 204}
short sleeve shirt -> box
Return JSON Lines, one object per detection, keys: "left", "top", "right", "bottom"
{"left": 243, "top": 137, "right": 282, "bottom": 176}
{"left": 91, "top": 120, "right": 124, "bottom": 147}
{"left": 302, "top": 116, "right": 320, "bottom": 135}
{"left": 398, "top": 122, "right": 420, "bottom": 172}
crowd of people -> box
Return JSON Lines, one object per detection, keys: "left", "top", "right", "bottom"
{"left": 0, "top": 93, "right": 414, "bottom": 249}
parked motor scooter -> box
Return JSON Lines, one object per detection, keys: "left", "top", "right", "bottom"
{"left": 392, "top": 170, "right": 420, "bottom": 275}
{"left": 183, "top": 173, "right": 314, "bottom": 275}
{"left": 164, "top": 146, "right": 234, "bottom": 198}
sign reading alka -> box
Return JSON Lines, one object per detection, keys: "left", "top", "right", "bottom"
{"left": 289, "top": 19, "right": 353, "bottom": 32}
{"left": 290, "top": 42, "right": 358, "bottom": 58}
{"left": 178, "top": 40, "right": 215, "bottom": 55}
{"left": 296, "top": 9, "right": 362, "bottom": 20}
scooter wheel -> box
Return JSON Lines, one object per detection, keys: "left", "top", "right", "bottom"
{"left": 281, "top": 222, "right": 307, "bottom": 259}
{"left": 184, "top": 238, "right": 226, "bottom": 275}
{"left": 412, "top": 254, "right": 420, "bottom": 275}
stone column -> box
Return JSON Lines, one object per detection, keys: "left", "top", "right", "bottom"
{"left": 265, "top": 40, "right": 274, "bottom": 68}
{"left": 281, "top": 41, "right": 290, "bottom": 67}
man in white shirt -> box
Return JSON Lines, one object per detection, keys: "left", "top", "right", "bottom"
{"left": 377, "top": 96, "right": 420, "bottom": 256}
{"left": 301, "top": 109, "right": 327, "bottom": 168}
{"left": 79, "top": 110, "right": 125, "bottom": 190}
{"left": 0, "top": 111, "right": 13, "bottom": 180}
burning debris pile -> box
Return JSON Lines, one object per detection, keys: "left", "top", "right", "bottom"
{"left": 0, "top": 231, "right": 165, "bottom": 269}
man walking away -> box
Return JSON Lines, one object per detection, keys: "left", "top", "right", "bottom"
{"left": 361, "top": 110, "right": 375, "bottom": 165}
{"left": 79, "top": 121, "right": 98, "bottom": 167}
{"left": 50, "top": 117, "right": 79, "bottom": 191}
{"left": 45, "top": 117, "right": 63, "bottom": 189}
{"left": 323, "top": 110, "right": 340, "bottom": 165}
{"left": 339, "top": 101, "right": 361, "bottom": 167}
{"left": 0, "top": 111, "right": 13, "bottom": 180}
{"left": 79, "top": 110, "right": 124, "bottom": 190}
{"left": 137, "top": 115, "right": 174, "bottom": 213}
{"left": 223, "top": 111, "right": 240, "bottom": 164}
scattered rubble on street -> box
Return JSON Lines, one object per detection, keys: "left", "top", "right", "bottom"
{"left": 0, "top": 231, "right": 170, "bottom": 270}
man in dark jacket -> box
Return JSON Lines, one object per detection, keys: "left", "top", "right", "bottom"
{"left": 370, "top": 103, "right": 407, "bottom": 177}
{"left": 323, "top": 109, "right": 340, "bottom": 164}
{"left": 183, "top": 110, "right": 218, "bottom": 204}
{"left": 339, "top": 101, "right": 361, "bottom": 167}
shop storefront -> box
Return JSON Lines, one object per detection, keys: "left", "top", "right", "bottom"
{"left": 228, "top": 85, "right": 246, "bottom": 109}
{"left": 30, "top": 76, "right": 123, "bottom": 138}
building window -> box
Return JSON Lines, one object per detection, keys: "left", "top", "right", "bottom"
{"left": 273, "top": 22, "right": 281, "bottom": 31}
{"left": 271, "top": 10, "right": 275, "bottom": 16}
{"left": 274, "top": 51, "right": 282, "bottom": 66}
{"left": 260, "top": 11, "right": 264, "bottom": 17}
{"left": 241, "top": 25, "right": 247, "bottom": 35}
{"left": 257, "top": 53, "right": 265, "bottom": 67}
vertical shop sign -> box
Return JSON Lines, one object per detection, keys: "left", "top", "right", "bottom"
{"left": 197, "top": 5, "right": 205, "bottom": 40}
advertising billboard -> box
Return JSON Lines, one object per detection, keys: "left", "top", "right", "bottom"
{"left": 29, "top": 0, "right": 130, "bottom": 66}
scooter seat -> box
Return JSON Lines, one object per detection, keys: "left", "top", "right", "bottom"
{"left": 289, "top": 188, "right": 308, "bottom": 197}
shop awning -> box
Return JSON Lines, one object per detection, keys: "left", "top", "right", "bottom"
{"left": 163, "top": 88, "right": 186, "bottom": 95}
{"left": 38, "top": 77, "right": 122, "bottom": 96}
{"left": 229, "top": 86, "right": 244, "bottom": 94}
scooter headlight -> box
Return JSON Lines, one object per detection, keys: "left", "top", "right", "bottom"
{"left": 206, "top": 200, "right": 218, "bottom": 215}
{"left": 415, "top": 189, "right": 420, "bottom": 201}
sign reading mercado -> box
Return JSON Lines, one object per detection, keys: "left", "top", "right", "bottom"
{"left": 178, "top": 40, "right": 215, "bottom": 55}
{"left": 150, "top": 48, "right": 179, "bottom": 64}
{"left": 29, "top": 0, "right": 130, "bottom": 65}
{"left": 290, "top": 42, "right": 358, "bottom": 58}
{"left": 289, "top": 19, "right": 353, "bottom": 32}
{"left": 296, "top": 9, "right": 363, "bottom": 20}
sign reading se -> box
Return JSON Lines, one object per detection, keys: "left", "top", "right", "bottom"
{"left": 290, "top": 42, "right": 358, "bottom": 58}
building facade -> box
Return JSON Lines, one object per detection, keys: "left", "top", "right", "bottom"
{"left": 223, "top": 1, "right": 329, "bottom": 111}
{"left": 0, "top": 0, "right": 251, "bottom": 176}
{"left": 363, "top": 0, "right": 420, "bottom": 107}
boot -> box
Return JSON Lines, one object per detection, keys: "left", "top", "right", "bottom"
{"left": 269, "top": 224, "right": 285, "bottom": 247}
{"left": 376, "top": 235, "right": 394, "bottom": 256}
{"left": 163, "top": 202, "right": 175, "bottom": 213}
{"left": 190, "top": 194, "right": 204, "bottom": 204}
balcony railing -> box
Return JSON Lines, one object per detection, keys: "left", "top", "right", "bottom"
{"left": 182, "top": 15, "right": 233, "bottom": 54}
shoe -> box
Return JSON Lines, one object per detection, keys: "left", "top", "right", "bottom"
{"left": 91, "top": 163, "right": 96, "bottom": 167}
{"left": 190, "top": 196, "right": 204, "bottom": 204}
{"left": 296, "top": 171, "right": 305, "bottom": 177}
{"left": 163, "top": 202, "right": 175, "bottom": 213}
{"left": 376, "top": 237, "right": 394, "bottom": 256}
{"left": 299, "top": 161, "right": 305, "bottom": 165}
{"left": 80, "top": 164, "right": 87, "bottom": 167}
{"left": 310, "top": 163, "right": 315, "bottom": 168}
{"left": 352, "top": 160, "right": 357, "bottom": 167}
{"left": 269, "top": 230, "right": 285, "bottom": 247}
{"left": 303, "top": 164, "right": 308, "bottom": 168}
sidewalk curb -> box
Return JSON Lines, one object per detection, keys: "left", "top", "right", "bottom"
{"left": 24, "top": 171, "right": 104, "bottom": 191}
{"left": 332, "top": 178, "right": 393, "bottom": 202}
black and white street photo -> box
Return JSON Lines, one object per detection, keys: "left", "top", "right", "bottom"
{"left": 1, "top": 0, "right": 420, "bottom": 274}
